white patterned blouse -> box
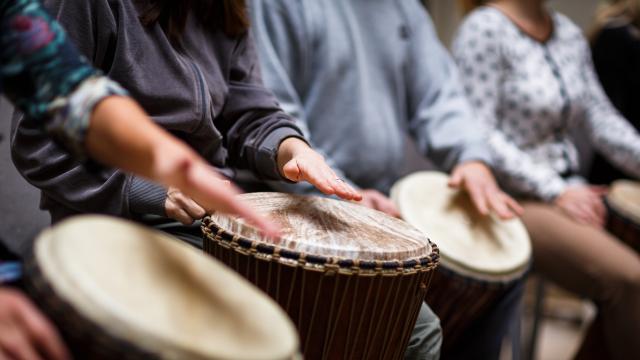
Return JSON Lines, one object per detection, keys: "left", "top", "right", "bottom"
{"left": 453, "top": 6, "right": 640, "bottom": 201}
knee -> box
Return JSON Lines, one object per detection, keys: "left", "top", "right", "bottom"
{"left": 405, "top": 303, "right": 442, "bottom": 360}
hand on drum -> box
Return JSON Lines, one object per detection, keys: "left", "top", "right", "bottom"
{"left": 151, "top": 144, "right": 280, "bottom": 237}
{"left": 448, "top": 161, "right": 523, "bottom": 220}
{"left": 0, "top": 288, "right": 69, "bottom": 360}
{"left": 360, "top": 189, "right": 401, "bottom": 218}
{"left": 277, "top": 138, "right": 362, "bottom": 201}
{"left": 554, "top": 185, "right": 608, "bottom": 228}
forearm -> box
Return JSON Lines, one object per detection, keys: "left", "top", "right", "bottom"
{"left": 489, "top": 132, "right": 567, "bottom": 201}
{"left": 86, "top": 96, "right": 164, "bottom": 179}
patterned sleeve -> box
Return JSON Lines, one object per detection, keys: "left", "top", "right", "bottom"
{"left": 0, "top": 262, "right": 21, "bottom": 284}
{"left": 452, "top": 12, "right": 567, "bottom": 201}
{"left": 580, "top": 36, "right": 640, "bottom": 179}
{"left": 0, "top": 0, "right": 127, "bottom": 156}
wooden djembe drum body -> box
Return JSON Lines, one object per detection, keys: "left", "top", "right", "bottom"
{"left": 23, "top": 216, "right": 300, "bottom": 360}
{"left": 202, "top": 193, "right": 439, "bottom": 360}
{"left": 391, "top": 172, "right": 532, "bottom": 352}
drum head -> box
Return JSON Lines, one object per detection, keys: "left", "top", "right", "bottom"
{"left": 608, "top": 180, "right": 640, "bottom": 224}
{"left": 209, "top": 193, "right": 433, "bottom": 261}
{"left": 34, "top": 215, "right": 298, "bottom": 360}
{"left": 391, "top": 172, "right": 531, "bottom": 277}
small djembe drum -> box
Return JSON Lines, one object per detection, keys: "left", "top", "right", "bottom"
{"left": 22, "top": 215, "right": 300, "bottom": 360}
{"left": 605, "top": 180, "right": 640, "bottom": 252}
{"left": 391, "top": 172, "right": 531, "bottom": 351}
{"left": 202, "top": 193, "right": 439, "bottom": 360}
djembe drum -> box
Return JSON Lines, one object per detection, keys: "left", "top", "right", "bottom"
{"left": 22, "top": 215, "right": 299, "bottom": 360}
{"left": 202, "top": 193, "right": 439, "bottom": 360}
{"left": 605, "top": 180, "right": 640, "bottom": 252}
{"left": 391, "top": 172, "right": 531, "bottom": 351}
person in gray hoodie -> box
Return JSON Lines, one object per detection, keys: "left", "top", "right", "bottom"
{"left": 249, "top": 1, "right": 525, "bottom": 359}
{"left": 10, "top": 0, "right": 361, "bottom": 248}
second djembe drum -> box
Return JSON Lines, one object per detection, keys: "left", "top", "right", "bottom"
{"left": 202, "top": 193, "right": 439, "bottom": 360}
{"left": 605, "top": 180, "right": 640, "bottom": 252}
{"left": 391, "top": 171, "right": 531, "bottom": 352}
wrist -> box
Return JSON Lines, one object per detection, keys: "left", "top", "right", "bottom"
{"left": 277, "top": 137, "right": 310, "bottom": 174}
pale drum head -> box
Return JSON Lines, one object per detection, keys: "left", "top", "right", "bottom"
{"left": 608, "top": 180, "right": 640, "bottom": 224}
{"left": 34, "top": 215, "right": 298, "bottom": 360}
{"left": 210, "top": 192, "right": 433, "bottom": 261}
{"left": 391, "top": 172, "right": 531, "bottom": 280}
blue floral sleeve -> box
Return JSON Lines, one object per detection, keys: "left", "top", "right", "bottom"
{"left": 0, "top": 0, "right": 127, "bottom": 156}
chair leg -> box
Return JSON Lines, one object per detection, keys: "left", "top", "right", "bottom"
{"left": 525, "top": 278, "right": 546, "bottom": 360}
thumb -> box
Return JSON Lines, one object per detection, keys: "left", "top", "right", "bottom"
{"left": 282, "top": 160, "right": 302, "bottom": 182}
{"left": 448, "top": 169, "right": 463, "bottom": 188}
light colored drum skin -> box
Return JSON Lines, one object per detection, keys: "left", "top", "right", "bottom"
{"left": 203, "top": 193, "right": 439, "bottom": 360}
{"left": 606, "top": 180, "right": 640, "bottom": 252}
{"left": 391, "top": 171, "right": 531, "bottom": 350}
{"left": 23, "top": 215, "right": 299, "bottom": 360}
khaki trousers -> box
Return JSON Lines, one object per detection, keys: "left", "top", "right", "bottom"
{"left": 521, "top": 202, "right": 640, "bottom": 360}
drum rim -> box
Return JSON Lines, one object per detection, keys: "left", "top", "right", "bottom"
{"left": 32, "top": 215, "right": 301, "bottom": 360}
{"left": 202, "top": 217, "right": 440, "bottom": 274}
{"left": 390, "top": 171, "right": 532, "bottom": 276}
{"left": 23, "top": 256, "right": 163, "bottom": 359}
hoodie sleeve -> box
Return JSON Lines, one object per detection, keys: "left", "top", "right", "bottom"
{"left": 245, "top": 0, "right": 359, "bottom": 193}
{"left": 216, "top": 28, "right": 308, "bottom": 181}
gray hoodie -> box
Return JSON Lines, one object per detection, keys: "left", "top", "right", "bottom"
{"left": 11, "top": 0, "right": 304, "bottom": 222}
{"left": 249, "top": 0, "right": 493, "bottom": 194}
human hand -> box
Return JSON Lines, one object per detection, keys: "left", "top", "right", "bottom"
{"left": 554, "top": 185, "right": 608, "bottom": 228}
{"left": 277, "top": 138, "right": 362, "bottom": 201}
{"left": 164, "top": 187, "right": 207, "bottom": 225}
{"left": 0, "top": 288, "right": 69, "bottom": 360}
{"left": 152, "top": 143, "right": 280, "bottom": 237}
{"left": 359, "top": 189, "right": 401, "bottom": 218}
{"left": 449, "top": 161, "right": 523, "bottom": 220}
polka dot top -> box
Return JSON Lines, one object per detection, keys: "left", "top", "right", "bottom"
{"left": 453, "top": 7, "right": 640, "bottom": 201}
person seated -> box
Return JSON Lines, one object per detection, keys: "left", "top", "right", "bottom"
{"left": 249, "top": 1, "right": 524, "bottom": 359}
{"left": 11, "top": 0, "right": 360, "bottom": 249}
{"left": 454, "top": 1, "right": 640, "bottom": 359}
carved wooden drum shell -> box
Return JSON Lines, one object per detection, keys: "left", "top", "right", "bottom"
{"left": 202, "top": 193, "right": 439, "bottom": 360}
{"left": 391, "top": 172, "right": 532, "bottom": 351}
{"left": 23, "top": 216, "right": 299, "bottom": 360}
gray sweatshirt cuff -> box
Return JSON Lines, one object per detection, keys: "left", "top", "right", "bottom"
{"left": 128, "top": 177, "right": 167, "bottom": 216}
{"left": 256, "top": 127, "right": 307, "bottom": 180}
{"left": 457, "top": 142, "right": 495, "bottom": 169}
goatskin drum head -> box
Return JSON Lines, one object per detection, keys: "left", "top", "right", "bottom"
{"left": 608, "top": 180, "right": 640, "bottom": 224}
{"left": 34, "top": 215, "right": 298, "bottom": 360}
{"left": 209, "top": 193, "right": 433, "bottom": 261}
{"left": 391, "top": 172, "right": 531, "bottom": 277}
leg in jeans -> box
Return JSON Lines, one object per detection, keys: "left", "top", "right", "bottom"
{"left": 521, "top": 202, "right": 640, "bottom": 360}
{"left": 405, "top": 302, "right": 443, "bottom": 360}
{"left": 444, "top": 279, "right": 525, "bottom": 360}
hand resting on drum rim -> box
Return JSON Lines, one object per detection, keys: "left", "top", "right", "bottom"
{"left": 355, "top": 162, "right": 521, "bottom": 220}
{"left": 448, "top": 161, "right": 524, "bottom": 220}
{"left": 162, "top": 136, "right": 362, "bottom": 227}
